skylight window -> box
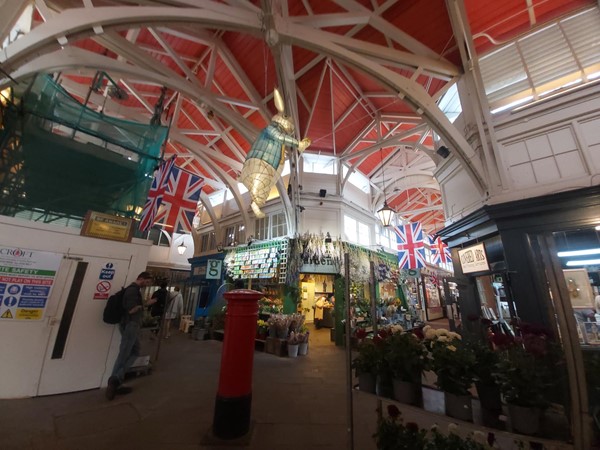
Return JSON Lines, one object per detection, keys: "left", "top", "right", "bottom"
{"left": 342, "top": 165, "right": 370, "bottom": 193}
{"left": 1, "top": 5, "right": 32, "bottom": 49}
{"left": 303, "top": 153, "right": 337, "bottom": 175}
{"left": 480, "top": 7, "right": 600, "bottom": 114}
{"left": 437, "top": 83, "right": 462, "bottom": 123}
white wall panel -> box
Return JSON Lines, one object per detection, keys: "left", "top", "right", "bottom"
{"left": 579, "top": 118, "right": 600, "bottom": 171}
{"left": 509, "top": 163, "right": 536, "bottom": 189}
{"left": 532, "top": 158, "right": 560, "bottom": 183}
{"left": 0, "top": 216, "right": 151, "bottom": 398}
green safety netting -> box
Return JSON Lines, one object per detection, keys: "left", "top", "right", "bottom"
{"left": 0, "top": 75, "right": 168, "bottom": 221}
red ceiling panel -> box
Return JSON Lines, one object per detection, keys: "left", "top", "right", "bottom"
{"left": 27, "top": 0, "right": 592, "bottom": 232}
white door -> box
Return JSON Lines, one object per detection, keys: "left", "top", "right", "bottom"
{"left": 37, "top": 255, "right": 130, "bottom": 396}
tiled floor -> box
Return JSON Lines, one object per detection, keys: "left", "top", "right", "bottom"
{"left": 0, "top": 325, "right": 379, "bottom": 450}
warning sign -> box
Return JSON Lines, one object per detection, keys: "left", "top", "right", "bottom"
{"left": 16, "top": 308, "right": 43, "bottom": 320}
{"left": 0, "top": 247, "right": 61, "bottom": 321}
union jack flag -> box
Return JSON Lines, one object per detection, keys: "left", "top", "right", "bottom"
{"left": 154, "top": 166, "right": 205, "bottom": 233}
{"left": 430, "top": 236, "right": 451, "bottom": 266}
{"left": 394, "top": 222, "right": 426, "bottom": 269}
{"left": 139, "top": 156, "right": 176, "bottom": 232}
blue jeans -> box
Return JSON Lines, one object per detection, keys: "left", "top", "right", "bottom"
{"left": 111, "top": 320, "right": 141, "bottom": 383}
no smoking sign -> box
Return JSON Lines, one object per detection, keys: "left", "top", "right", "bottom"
{"left": 94, "top": 280, "right": 112, "bottom": 300}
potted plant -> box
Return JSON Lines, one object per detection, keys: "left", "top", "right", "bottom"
{"left": 374, "top": 405, "right": 428, "bottom": 450}
{"left": 256, "top": 319, "right": 268, "bottom": 340}
{"left": 493, "top": 325, "right": 562, "bottom": 435}
{"left": 386, "top": 330, "right": 428, "bottom": 405}
{"left": 297, "top": 325, "right": 310, "bottom": 355}
{"left": 467, "top": 339, "right": 502, "bottom": 412}
{"left": 267, "top": 314, "right": 290, "bottom": 339}
{"left": 426, "top": 328, "right": 476, "bottom": 422}
{"left": 287, "top": 331, "right": 300, "bottom": 358}
{"left": 352, "top": 338, "right": 379, "bottom": 393}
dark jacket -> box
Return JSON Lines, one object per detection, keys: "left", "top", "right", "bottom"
{"left": 122, "top": 283, "right": 143, "bottom": 324}
{"left": 150, "top": 287, "right": 168, "bottom": 317}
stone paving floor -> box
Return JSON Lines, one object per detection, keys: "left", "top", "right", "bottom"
{"left": 0, "top": 325, "right": 379, "bottom": 450}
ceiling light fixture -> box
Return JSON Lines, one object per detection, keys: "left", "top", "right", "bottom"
{"left": 557, "top": 248, "right": 600, "bottom": 257}
{"left": 177, "top": 242, "right": 187, "bottom": 255}
{"left": 566, "top": 259, "right": 600, "bottom": 266}
{"left": 376, "top": 149, "right": 394, "bottom": 227}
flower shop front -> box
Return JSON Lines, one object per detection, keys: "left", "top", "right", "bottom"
{"left": 434, "top": 185, "right": 600, "bottom": 448}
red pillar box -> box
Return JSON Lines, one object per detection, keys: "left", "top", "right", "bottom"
{"left": 212, "top": 289, "right": 262, "bottom": 439}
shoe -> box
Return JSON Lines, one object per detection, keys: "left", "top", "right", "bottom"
{"left": 164, "top": 334, "right": 170, "bottom": 339}
{"left": 116, "top": 386, "right": 133, "bottom": 395}
{"left": 105, "top": 376, "right": 119, "bottom": 401}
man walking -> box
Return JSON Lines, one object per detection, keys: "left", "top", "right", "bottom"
{"left": 106, "top": 271, "right": 155, "bottom": 400}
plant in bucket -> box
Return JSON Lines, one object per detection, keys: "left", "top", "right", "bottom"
{"left": 352, "top": 328, "right": 379, "bottom": 394}
{"left": 465, "top": 318, "right": 503, "bottom": 413}
{"left": 386, "top": 328, "right": 428, "bottom": 406}
{"left": 296, "top": 325, "right": 309, "bottom": 355}
{"left": 267, "top": 313, "right": 290, "bottom": 339}
{"left": 425, "top": 327, "right": 476, "bottom": 422}
{"left": 374, "top": 404, "right": 428, "bottom": 450}
{"left": 287, "top": 331, "right": 300, "bottom": 358}
{"left": 493, "top": 322, "right": 564, "bottom": 436}
{"left": 256, "top": 319, "right": 268, "bottom": 340}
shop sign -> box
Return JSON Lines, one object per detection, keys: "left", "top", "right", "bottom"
{"left": 300, "top": 257, "right": 337, "bottom": 274}
{"left": 80, "top": 211, "right": 134, "bottom": 242}
{"left": 458, "top": 243, "right": 489, "bottom": 274}
{"left": 206, "top": 260, "right": 222, "bottom": 279}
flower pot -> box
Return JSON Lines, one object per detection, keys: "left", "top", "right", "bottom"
{"left": 268, "top": 325, "right": 277, "bottom": 337}
{"left": 475, "top": 382, "right": 502, "bottom": 411}
{"left": 392, "top": 379, "right": 421, "bottom": 406}
{"left": 287, "top": 343, "right": 299, "bottom": 358}
{"left": 508, "top": 403, "right": 541, "bottom": 435}
{"left": 358, "top": 372, "right": 376, "bottom": 393}
{"left": 276, "top": 328, "right": 288, "bottom": 339}
{"left": 444, "top": 391, "right": 473, "bottom": 422}
{"left": 376, "top": 374, "right": 394, "bottom": 398}
{"left": 299, "top": 342, "right": 308, "bottom": 355}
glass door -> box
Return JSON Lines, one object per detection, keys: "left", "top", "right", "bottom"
{"left": 527, "top": 232, "right": 594, "bottom": 449}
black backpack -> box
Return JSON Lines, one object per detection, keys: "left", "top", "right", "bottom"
{"left": 103, "top": 287, "right": 127, "bottom": 324}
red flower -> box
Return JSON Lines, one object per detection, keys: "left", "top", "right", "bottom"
{"left": 355, "top": 328, "right": 367, "bottom": 340}
{"left": 411, "top": 327, "right": 424, "bottom": 340}
{"left": 523, "top": 334, "right": 548, "bottom": 357}
{"left": 491, "top": 332, "right": 514, "bottom": 349}
{"left": 406, "top": 422, "right": 419, "bottom": 433}
{"left": 387, "top": 404, "right": 400, "bottom": 418}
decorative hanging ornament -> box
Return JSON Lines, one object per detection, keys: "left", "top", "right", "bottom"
{"left": 239, "top": 88, "right": 311, "bottom": 218}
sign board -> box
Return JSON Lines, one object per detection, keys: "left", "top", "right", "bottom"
{"left": 0, "top": 246, "right": 62, "bottom": 321}
{"left": 300, "top": 257, "right": 338, "bottom": 275}
{"left": 80, "top": 211, "right": 134, "bottom": 242}
{"left": 206, "top": 260, "right": 222, "bottom": 279}
{"left": 458, "top": 243, "right": 490, "bottom": 274}
{"left": 94, "top": 263, "right": 116, "bottom": 300}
